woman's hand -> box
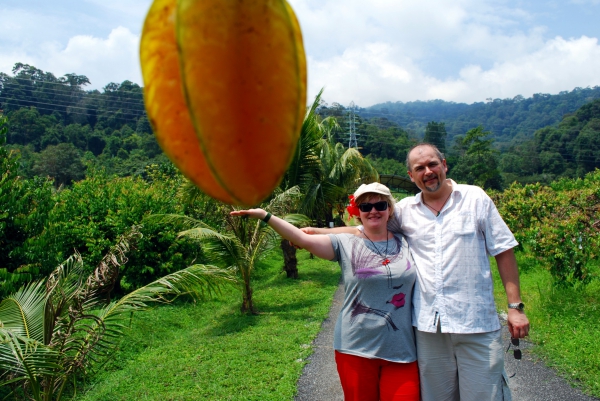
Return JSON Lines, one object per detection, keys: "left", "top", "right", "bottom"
{"left": 230, "top": 208, "right": 268, "bottom": 220}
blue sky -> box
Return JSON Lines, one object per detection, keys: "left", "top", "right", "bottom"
{"left": 1, "top": 0, "right": 599, "bottom": 107}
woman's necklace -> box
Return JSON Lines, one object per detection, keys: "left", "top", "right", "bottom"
{"left": 422, "top": 190, "right": 453, "bottom": 217}
{"left": 362, "top": 230, "right": 390, "bottom": 265}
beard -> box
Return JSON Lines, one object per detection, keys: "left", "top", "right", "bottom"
{"left": 423, "top": 175, "right": 441, "bottom": 192}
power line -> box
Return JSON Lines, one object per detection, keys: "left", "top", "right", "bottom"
{"left": 0, "top": 105, "right": 145, "bottom": 129}
{"left": 1, "top": 74, "right": 142, "bottom": 91}
{"left": 0, "top": 82, "right": 146, "bottom": 110}
{"left": 0, "top": 96, "right": 146, "bottom": 119}
{"left": 2, "top": 78, "right": 599, "bottom": 164}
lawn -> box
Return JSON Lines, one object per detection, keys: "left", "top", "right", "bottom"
{"left": 75, "top": 250, "right": 341, "bottom": 401}
{"left": 74, "top": 247, "right": 600, "bottom": 400}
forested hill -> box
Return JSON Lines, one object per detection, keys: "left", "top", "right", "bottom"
{"left": 0, "top": 63, "right": 164, "bottom": 185}
{"left": 360, "top": 86, "right": 600, "bottom": 147}
{"left": 1, "top": 62, "right": 599, "bottom": 189}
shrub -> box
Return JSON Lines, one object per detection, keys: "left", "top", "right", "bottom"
{"left": 25, "top": 168, "right": 205, "bottom": 294}
{"left": 493, "top": 170, "right": 600, "bottom": 285}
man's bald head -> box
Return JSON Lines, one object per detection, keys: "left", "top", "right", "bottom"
{"left": 406, "top": 143, "right": 445, "bottom": 171}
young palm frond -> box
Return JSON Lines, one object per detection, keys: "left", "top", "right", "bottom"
{"left": 332, "top": 145, "right": 379, "bottom": 186}
{"left": 81, "top": 263, "right": 236, "bottom": 372}
{"left": 0, "top": 226, "right": 235, "bottom": 401}
{"left": 158, "top": 186, "right": 307, "bottom": 313}
{"left": 0, "top": 280, "right": 59, "bottom": 396}
{"left": 0, "top": 280, "right": 47, "bottom": 342}
{"left": 0, "top": 328, "right": 60, "bottom": 399}
{"left": 283, "top": 89, "right": 329, "bottom": 196}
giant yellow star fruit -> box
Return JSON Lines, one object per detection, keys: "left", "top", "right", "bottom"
{"left": 140, "top": 0, "right": 307, "bottom": 206}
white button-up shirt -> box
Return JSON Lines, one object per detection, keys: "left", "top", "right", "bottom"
{"left": 387, "top": 180, "right": 518, "bottom": 334}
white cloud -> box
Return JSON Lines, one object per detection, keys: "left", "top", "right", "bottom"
{"left": 0, "top": 2, "right": 147, "bottom": 87}
{"left": 430, "top": 35, "right": 600, "bottom": 102}
{"left": 308, "top": 43, "right": 438, "bottom": 106}
{"left": 1, "top": 0, "right": 599, "bottom": 106}
{"left": 290, "top": 0, "right": 474, "bottom": 61}
{"left": 0, "top": 8, "right": 67, "bottom": 73}
{"left": 309, "top": 35, "right": 600, "bottom": 106}
{"left": 1, "top": 27, "right": 142, "bottom": 90}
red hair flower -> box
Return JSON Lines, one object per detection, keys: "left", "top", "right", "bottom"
{"left": 346, "top": 195, "right": 360, "bottom": 219}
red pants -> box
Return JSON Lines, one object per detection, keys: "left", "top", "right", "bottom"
{"left": 335, "top": 351, "right": 420, "bottom": 401}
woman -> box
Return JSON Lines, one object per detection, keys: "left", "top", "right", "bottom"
{"left": 231, "top": 182, "right": 419, "bottom": 401}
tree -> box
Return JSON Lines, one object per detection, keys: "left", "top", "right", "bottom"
{"left": 159, "top": 188, "right": 306, "bottom": 313}
{"left": 0, "top": 116, "right": 54, "bottom": 296}
{"left": 278, "top": 94, "right": 326, "bottom": 277}
{"left": 0, "top": 227, "right": 235, "bottom": 401}
{"left": 5, "top": 107, "right": 57, "bottom": 150}
{"left": 31, "top": 143, "right": 85, "bottom": 187}
{"left": 493, "top": 171, "right": 600, "bottom": 286}
{"left": 423, "top": 121, "right": 447, "bottom": 153}
{"left": 366, "top": 156, "right": 407, "bottom": 176}
{"left": 319, "top": 139, "right": 379, "bottom": 225}
{"left": 279, "top": 90, "right": 377, "bottom": 278}
{"left": 451, "top": 126, "right": 503, "bottom": 190}
{"left": 573, "top": 121, "right": 600, "bottom": 175}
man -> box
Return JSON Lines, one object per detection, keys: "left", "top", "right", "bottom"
{"left": 308, "top": 143, "right": 529, "bottom": 400}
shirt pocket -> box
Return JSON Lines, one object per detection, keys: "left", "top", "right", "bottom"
{"left": 451, "top": 212, "right": 476, "bottom": 236}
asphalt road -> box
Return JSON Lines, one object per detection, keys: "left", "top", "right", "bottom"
{"left": 295, "top": 283, "right": 599, "bottom": 401}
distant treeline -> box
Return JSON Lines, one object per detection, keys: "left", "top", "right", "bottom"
{"left": 318, "top": 89, "right": 600, "bottom": 186}
{"left": 0, "top": 63, "right": 164, "bottom": 185}
{"left": 359, "top": 86, "right": 600, "bottom": 145}
{"left": 1, "top": 62, "right": 600, "bottom": 189}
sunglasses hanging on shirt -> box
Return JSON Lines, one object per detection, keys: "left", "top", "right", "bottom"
{"left": 358, "top": 201, "right": 389, "bottom": 213}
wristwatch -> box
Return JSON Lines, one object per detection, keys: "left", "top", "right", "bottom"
{"left": 508, "top": 302, "right": 525, "bottom": 311}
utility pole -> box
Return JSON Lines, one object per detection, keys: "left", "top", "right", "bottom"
{"left": 347, "top": 101, "right": 358, "bottom": 148}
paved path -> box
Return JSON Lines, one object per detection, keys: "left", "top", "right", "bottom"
{"left": 295, "top": 283, "right": 599, "bottom": 401}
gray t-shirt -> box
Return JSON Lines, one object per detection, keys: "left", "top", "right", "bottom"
{"left": 328, "top": 233, "right": 417, "bottom": 363}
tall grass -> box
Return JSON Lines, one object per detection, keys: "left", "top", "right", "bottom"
{"left": 492, "top": 253, "right": 600, "bottom": 397}
{"left": 75, "top": 250, "right": 341, "bottom": 401}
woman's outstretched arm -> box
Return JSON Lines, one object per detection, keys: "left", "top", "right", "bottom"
{"left": 301, "top": 226, "right": 360, "bottom": 235}
{"left": 230, "top": 209, "right": 335, "bottom": 260}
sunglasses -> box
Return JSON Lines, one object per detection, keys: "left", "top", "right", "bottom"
{"left": 358, "top": 201, "right": 389, "bottom": 213}
{"left": 505, "top": 337, "right": 521, "bottom": 378}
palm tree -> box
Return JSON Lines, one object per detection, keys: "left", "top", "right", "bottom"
{"left": 156, "top": 187, "right": 308, "bottom": 314}
{"left": 318, "top": 130, "right": 379, "bottom": 224}
{"left": 0, "top": 226, "right": 235, "bottom": 401}
{"left": 279, "top": 90, "right": 378, "bottom": 277}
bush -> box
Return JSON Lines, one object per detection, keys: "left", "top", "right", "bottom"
{"left": 0, "top": 116, "right": 54, "bottom": 297}
{"left": 25, "top": 168, "right": 206, "bottom": 294}
{"left": 493, "top": 169, "right": 600, "bottom": 285}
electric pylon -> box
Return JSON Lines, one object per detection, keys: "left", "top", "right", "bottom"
{"left": 347, "top": 101, "right": 358, "bottom": 148}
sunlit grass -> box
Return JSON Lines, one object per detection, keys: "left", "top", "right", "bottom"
{"left": 492, "top": 253, "right": 600, "bottom": 398}
{"left": 74, "top": 246, "right": 600, "bottom": 400}
{"left": 75, "top": 250, "right": 341, "bottom": 401}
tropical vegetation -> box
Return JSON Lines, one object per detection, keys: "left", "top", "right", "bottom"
{"left": 0, "top": 228, "right": 235, "bottom": 401}
{"left": 1, "top": 61, "right": 600, "bottom": 399}
{"left": 3, "top": 63, "right": 600, "bottom": 191}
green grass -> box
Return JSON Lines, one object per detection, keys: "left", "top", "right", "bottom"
{"left": 492, "top": 253, "right": 600, "bottom": 397}
{"left": 74, "top": 247, "right": 600, "bottom": 400}
{"left": 75, "top": 250, "right": 341, "bottom": 401}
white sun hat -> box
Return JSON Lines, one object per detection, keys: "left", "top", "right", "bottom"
{"left": 353, "top": 182, "right": 391, "bottom": 198}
